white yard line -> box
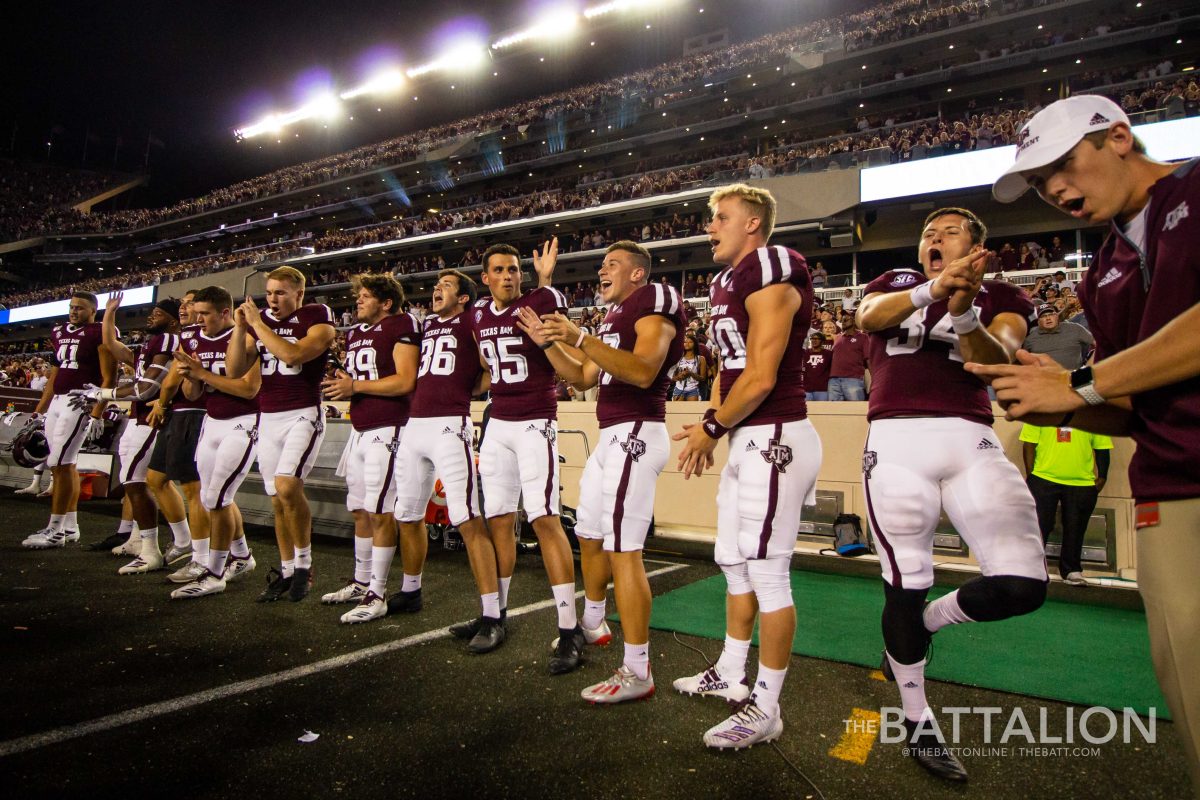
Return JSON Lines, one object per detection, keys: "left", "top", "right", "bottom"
{"left": 0, "top": 562, "right": 689, "bottom": 758}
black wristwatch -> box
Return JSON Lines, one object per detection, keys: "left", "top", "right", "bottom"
{"left": 1069, "top": 366, "right": 1106, "bottom": 406}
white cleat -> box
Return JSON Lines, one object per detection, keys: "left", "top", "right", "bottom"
{"left": 22, "top": 528, "right": 80, "bottom": 549}
{"left": 322, "top": 580, "right": 369, "bottom": 605}
{"left": 702, "top": 700, "right": 783, "bottom": 749}
{"left": 112, "top": 536, "right": 142, "bottom": 557}
{"left": 340, "top": 592, "right": 387, "bottom": 624}
{"left": 551, "top": 619, "right": 613, "bottom": 651}
{"left": 223, "top": 554, "right": 257, "bottom": 582}
{"left": 118, "top": 551, "right": 165, "bottom": 574}
{"left": 673, "top": 666, "right": 751, "bottom": 703}
{"left": 170, "top": 572, "right": 227, "bottom": 600}
{"left": 581, "top": 664, "right": 656, "bottom": 704}
{"left": 167, "top": 560, "right": 208, "bottom": 584}
{"left": 163, "top": 544, "right": 192, "bottom": 566}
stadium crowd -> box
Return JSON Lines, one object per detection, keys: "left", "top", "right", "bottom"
{"left": 5, "top": 0, "right": 1096, "bottom": 241}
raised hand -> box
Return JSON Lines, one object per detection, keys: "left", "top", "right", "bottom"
{"left": 531, "top": 237, "right": 559, "bottom": 287}
{"left": 105, "top": 291, "right": 124, "bottom": 317}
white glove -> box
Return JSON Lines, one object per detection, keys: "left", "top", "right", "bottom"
{"left": 85, "top": 417, "right": 106, "bottom": 443}
{"left": 68, "top": 383, "right": 117, "bottom": 411}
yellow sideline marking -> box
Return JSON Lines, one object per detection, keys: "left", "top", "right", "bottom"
{"left": 828, "top": 708, "right": 881, "bottom": 765}
{"left": 869, "top": 669, "right": 887, "bottom": 682}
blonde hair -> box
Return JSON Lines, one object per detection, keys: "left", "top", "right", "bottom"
{"left": 266, "top": 265, "right": 306, "bottom": 288}
{"left": 708, "top": 183, "right": 777, "bottom": 240}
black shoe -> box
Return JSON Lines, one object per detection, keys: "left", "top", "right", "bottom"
{"left": 450, "top": 616, "right": 483, "bottom": 639}
{"left": 548, "top": 625, "right": 586, "bottom": 675}
{"left": 451, "top": 609, "right": 506, "bottom": 638}
{"left": 386, "top": 588, "right": 423, "bottom": 614}
{"left": 256, "top": 568, "right": 292, "bottom": 602}
{"left": 467, "top": 616, "right": 506, "bottom": 654}
{"left": 288, "top": 567, "right": 312, "bottom": 602}
{"left": 903, "top": 718, "right": 968, "bottom": 782}
{"left": 86, "top": 532, "right": 128, "bottom": 552}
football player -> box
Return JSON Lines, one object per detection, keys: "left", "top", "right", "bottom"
{"left": 23, "top": 292, "right": 115, "bottom": 549}
{"left": 72, "top": 293, "right": 182, "bottom": 573}
{"left": 519, "top": 240, "right": 685, "bottom": 702}
{"left": 320, "top": 274, "right": 420, "bottom": 622}
{"left": 467, "top": 241, "right": 584, "bottom": 671}
{"left": 227, "top": 267, "right": 335, "bottom": 602}
{"left": 674, "top": 184, "right": 822, "bottom": 748}
{"left": 854, "top": 207, "right": 1048, "bottom": 781}
{"left": 169, "top": 286, "right": 262, "bottom": 599}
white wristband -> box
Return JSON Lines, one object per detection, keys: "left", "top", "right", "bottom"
{"left": 909, "top": 282, "right": 936, "bottom": 308}
{"left": 100, "top": 387, "right": 119, "bottom": 401}
{"left": 574, "top": 330, "right": 586, "bottom": 349}
{"left": 949, "top": 308, "right": 980, "bottom": 335}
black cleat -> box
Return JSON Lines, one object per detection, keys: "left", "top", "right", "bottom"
{"left": 288, "top": 568, "right": 312, "bottom": 602}
{"left": 86, "top": 532, "right": 129, "bottom": 552}
{"left": 386, "top": 588, "right": 423, "bottom": 614}
{"left": 904, "top": 718, "right": 968, "bottom": 782}
{"left": 548, "top": 625, "right": 586, "bottom": 675}
{"left": 450, "top": 616, "right": 483, "bottom": 640}
{"left": 468, "top": 616, "right": 507, "bottom": 654}
{"left": 450, "top": 609, "right": 506, "bottom": 639}
{"left": 256, "top": 568, "right": 292, "bottom": 603}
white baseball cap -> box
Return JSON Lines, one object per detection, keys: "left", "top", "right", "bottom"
{"left": 992, "top": 95, "right": 1130, "bottom": 203}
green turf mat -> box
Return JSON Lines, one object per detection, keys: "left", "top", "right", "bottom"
{"left": 644, "top": 570, "right": 1168, "bottom": 717}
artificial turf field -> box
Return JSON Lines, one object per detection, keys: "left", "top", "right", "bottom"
{"left": 0, "top": 489, "right": 1192, "bottom": 800}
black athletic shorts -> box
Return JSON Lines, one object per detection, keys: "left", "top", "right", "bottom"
{"left": 147, "top": 410, "right": 203, "bottom": 482}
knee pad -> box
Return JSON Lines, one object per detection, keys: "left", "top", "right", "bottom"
{"left": 958, "top": 575, "right": 1047, "bottom": 622}
{"left": 747, "top": 557, "right": 793, "bottom": 613}
{"left": 720, "top": 561, "right": 753, "bottom": 596}
{"left": 881, "top": 582, "right": 931, "bottom": 664}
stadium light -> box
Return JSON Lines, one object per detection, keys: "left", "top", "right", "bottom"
{"left": 492, "top": 7, "right": 581, "bottom": 50}
{"left": 341, "top": 67, "right": 406, "bottom": 99}
{"left": 408, "top": 40, "right": 487, "bottom": 77}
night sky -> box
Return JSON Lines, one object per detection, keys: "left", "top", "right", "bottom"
{"left": 2, "top": 0, "right": 846, "bottom": 206}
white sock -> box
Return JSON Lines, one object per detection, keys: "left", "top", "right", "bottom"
{"left": 118, "top": 518, "right": 135, "bottom": 534}
{"left": 623, "top": 641, "right": 650, "bottom": 680}
{"left": 64, "top": 511, "right": 78, "bottom": 531}
{"left": 752, "top": 664, "right": 787, "bottom": 717}
{"left": 295, "top": 546, "right": 312, "bottom": 570}
{"left": 716, "top": 635, "right": 751, "bottom": 679}
{"left": 353, "top": 537, "right": 373, "bottom": 584}
{"left": 209, "top": 549, "right": 230, "bottom": 577}
{"left": 192, "top": 536, "right": 210, "bottom": 565}
{"left": 281, "top": 559, "right": 296, "bottom": 578}
{"left": 49, "top": 514, "right": 65, "bottom": 533}
{"left": 481, "top": 591, "right": 501, "bottom": 619}
{"left": 886, "top": 653, "right": 931, "bottom": 724}
{"left": 551, "top": 582, "right": 578, "bottom": 629}
{"left": 139, "top": 526, "right": 161, "bottom": 556}
{"left": 168, "top": 518, "right": 191, "bottom": 548}
{"left": 498, "top": 576, "right": 512, "bottom": 610}
{"left": 401, "top": 572, "right": 421, "bottom": 592}
{"left": 582, "top": 597, "right": 607, "bottom": 630}
{"left": 230, "top": 536, "right": 250, "bottom": 558}
{"left": 923, "top": 590, "right": 974, "bottom": 633}
{"left": 369, "top": 546, "right": 397, "bottom": 597}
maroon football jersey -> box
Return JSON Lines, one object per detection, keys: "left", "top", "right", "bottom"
{"left": 803, "top": 345, "right": 833, "bottom": 392}
{"left": 472, "top": 286, "right": 569, "bottom": 421}
{"left": 345, "top": 313, "right": 421, "bottom": 431}
{"left": 596, "top": 283, "right": 687, "bottom": 428}
{"left": 172, "top": 326, "right": 205, "bottom": 411}
{"left": 1078, "top": 158, "right": 1200, "bottom": 501}
{"left": 863, "top": 270, "right": 1034, "bottom": 425}
{"left": 186, "top": 327, "right": 259, "bottom": 420}
{"left": 709, "top": 245, "right": 813, "bottom": 426}
{"left": 130, "top": 332, "right": 180, "bottom": 424}
{"left": 410, "top": 311, "right": 482, "bottom": 418}
{"left": 250, "top": 304, "right": 334, "bottom": 413}
{"left": 51, "top": 321, "right": 106, "bottom": 394}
